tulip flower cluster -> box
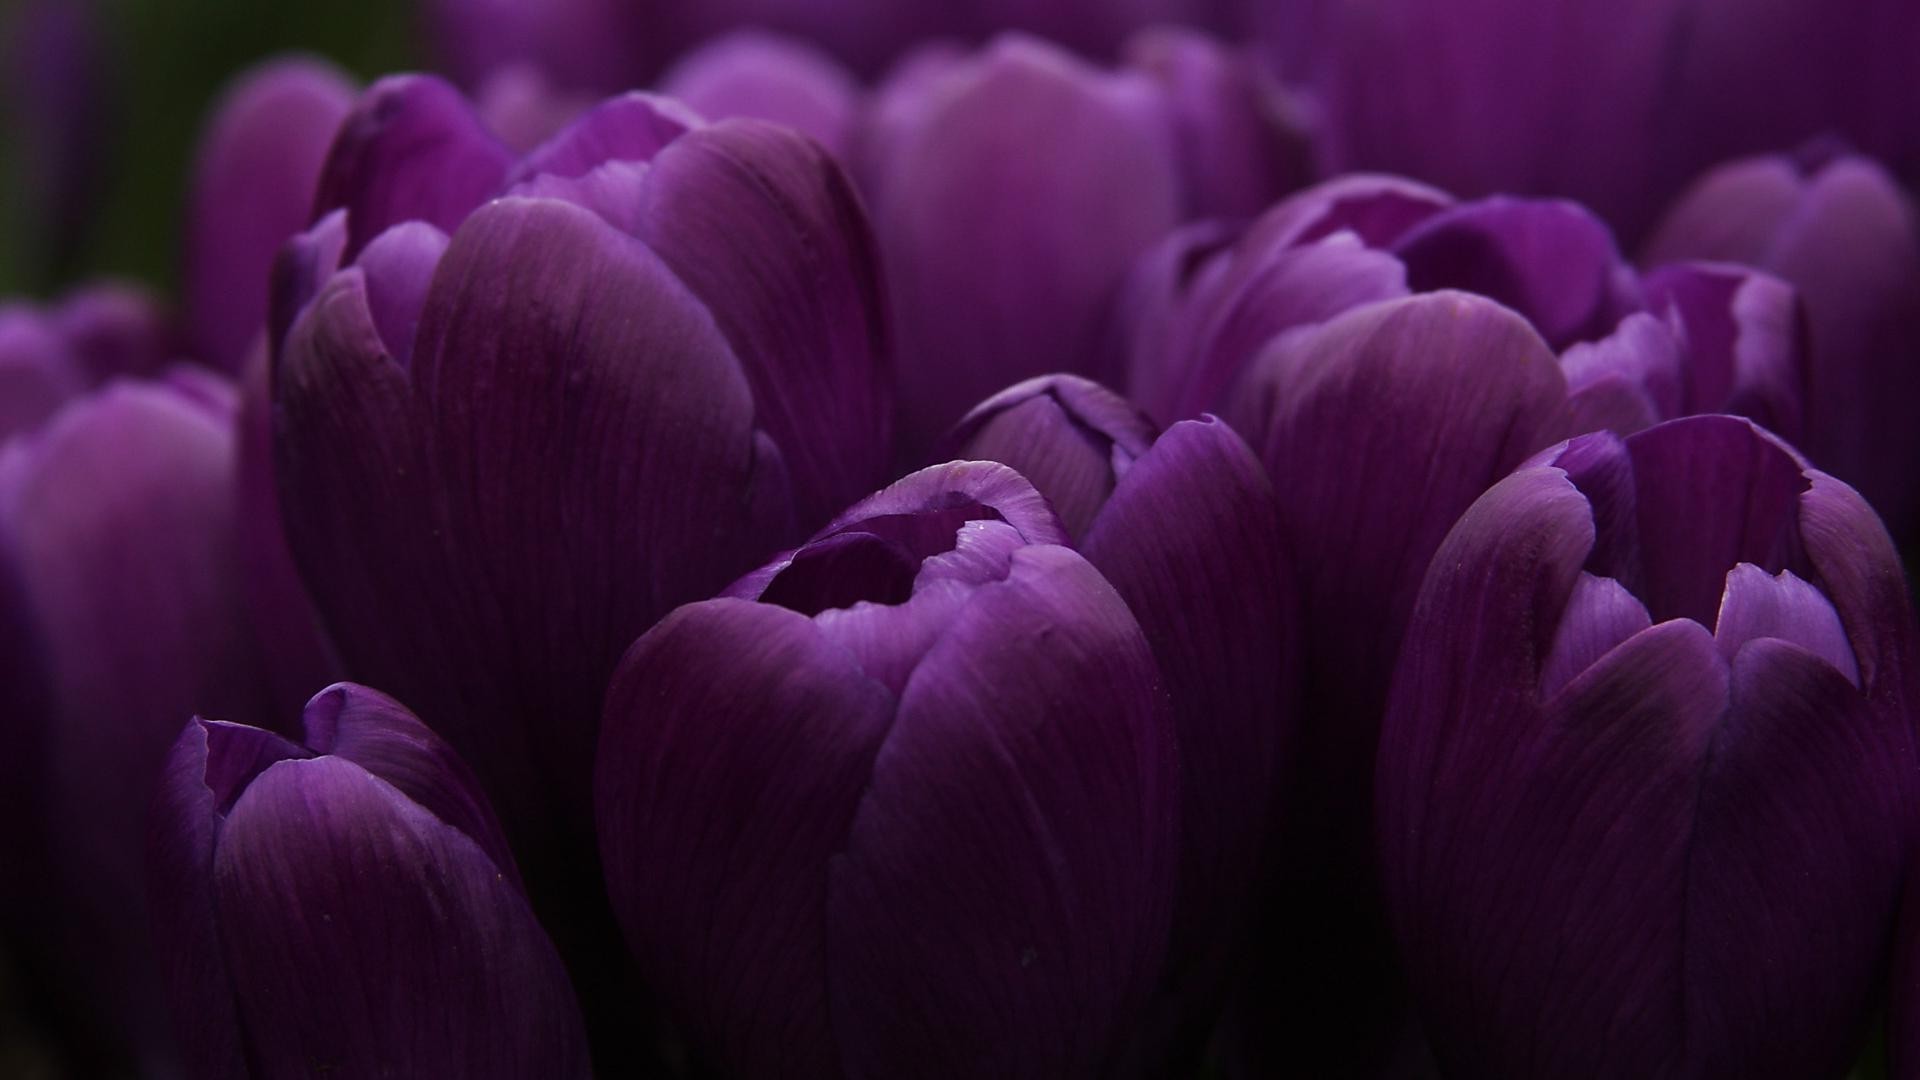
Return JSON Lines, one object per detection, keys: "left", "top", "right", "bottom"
{"left": 3, "top": 2, "right": 1919, "bottom": 1078}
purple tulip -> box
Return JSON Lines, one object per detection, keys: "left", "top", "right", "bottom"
{"left": 596, "top": 461, "right": 1178, "bottom": 1077}
{"left": 148, "top": 683, "right": 590, "bottom": 1078}
{"left": 1125, "top": 175, "right": 1806, "bottom": 442}
{"left": 658, "top": 32, "right": 862, "bottom": 160}
{"left": 0, "top": 283, "right": 175, "bottom": 441}
{"left": 0, "top": 329, "right": 278, "bottom": 1068}
{"left": 183, "top": 56, "right": 357, "bottom": 374}
{"left": 1645, "top": 149, "right": 1920, "bottom": 540}
{"left": 1304, "top": 0, "right": 1920, "bottom": 243}
{"left": 937, "top": 374, "right": 1300, "bottom": 1067}
{"left": 273, "top": 76, "right": 891, "bottom": 987}
{"left": 1379, "top": 414, "right": 1917, "bottom": 1077}
{"left": 862, "top": 31, "right": 1306, "bottom": 455}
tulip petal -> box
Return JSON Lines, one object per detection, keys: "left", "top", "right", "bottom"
{"left": 268, "top": 210, "right": 347, "bottom": 351}
{"left": 299, "top": 683, "right": 521, "bottom": 885}
{"left": 1795, "top": 469, "right": 1919, "bottom": 710}
{"left": 635, "top": 120, "right": 891, "bottom": 528}
{"left": 659, "top": 32, "right": 860, "bottom": 158}
{"left": 1643, "top": 263, "right": 1806, "bottom": 440}
{"left": 1232, "top": 291, "right": 1566, "bottom": 699}
{"left": 1081, "top": 416, "right": 1297, "bottom": 1053}
{"left": 312, "top": 74, "right": 513, "bottom": 261}
{"left": 597, "top": 599, "right": 896, "bottom": 1078}
{"left": 0, "top": 309, "right": 83, "bottom": 441}
{"left": 867, "top": 35, "right": 1183, "bottom": 454}
{"left": 1243, "top": 172, "right": 1453, "bottom": 251}
{"left": 214, "top": 756, "right": 589, "bottom": 1078}
{"left": 1392, "top": 197, "right": 1637, "bottom": 350}
{"left": 184, "top": 58, "right": 356, "bottom": 371}
{"left": 408, "top": 196, "right": 776, "bottom": 822}
{"left": 352, "top": 222, "right": 448, "bottom": 368}
{"left": 828, "top": 545, "right": 1177, "bottom": 1078}
{"left": 1713, "top": 565, "right": 1858, "bottom": 685}
{"left": 940, "top": 375, "right": 1156, "bottom": 541}
{"left": 147, "top": 718, "right": 307, "bottom": 1080}
{"left": 1538, "top": 571, "right": 1651, "bottom": 698}
{"left": 511, "top": 90, "right": 698, "bottom": 182}
{"left": 1554, "top": 312, "right": 1683, "bottom": 438}
{"left": 1625, "top": 416, "right": 1809, "bottom": 626}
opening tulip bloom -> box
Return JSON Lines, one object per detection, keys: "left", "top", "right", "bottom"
{"left": 1379, "top": 415, "right": 1918, "bottom": 1078}
{"left": 936, "top": 374, "right": 1300, "bottom": 1067}
{"left": 273, "top": 75, "right": 891, "bottom": 853}
{"left": 596, "top": 461, "right": 1178, "bottom": 1078}
{"left": 1646, "top": 148, "right": 1920, "bottom": 540}
{"left": 148, "top": 683, "right": 589, "bottom": 1078}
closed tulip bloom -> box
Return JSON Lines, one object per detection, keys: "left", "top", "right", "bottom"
{"left": 658, "top": 32, "right": 862, "bottom": 159}
{"left": 275, "top": 75, "right": 890, "bottom": 847}
{"left": 938, "top": 374, "right": 1300, "bottom": 1066}
{"left": 1645, "top": 150, "right": 1920, "bottom": 540}
{"left": 182, "top": 56, "right": 357, "bottom": 373}
{"left": 1125, "top": 175, "right": 1806, "bottom": 443}
{"left": 863, "top": 32, "right": 1306, "bottom": 455}
{"left": 149, "top": 683, "right": 589, "bottom": 1079}
{"left": 0, "top": 352, "right": 278, "bottom": 1071}
{"left": 1304, "top": 0, "right": 1920, "bottom": 243}
{"left": 597, "top": 461, "right": 1178, "bottom": 1078}
{"left": 1379, "top": 415, "right": 1917, "bottom": 1078}
{"left": 0, "top": 283, "right": 174, "bottom": 441}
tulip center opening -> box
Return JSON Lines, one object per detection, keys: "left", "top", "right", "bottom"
{"left": 761, "top": 495, "right": 1006, "bottom": 616}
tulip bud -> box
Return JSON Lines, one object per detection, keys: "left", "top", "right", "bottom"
{"left": 276, "top": 79, "right": 892, "bottom": 847}
{"left": 597, "top": 461, "right": 1178, "bottom": 1077}
{"left": 862, "top": 32, "right": 1303, "bottom": 454}
{"left": 659, "top": 32, "right": 861, "bottom": 159}
{"left": 149, "top": 683, "right": 590, "bottom": 1078}
{"left": 1645, "top": 150, "right": 1920, "bottom": 539}
{"left": 182, "top": 56, "right": 356, "bottom": 373}
{"left": 938, "top": 374, "right": 1301, "bottom": 1067}
{"left": 1379, "top": 414, "right": 1917, "bottom": 1077}
{"left": 0, "top": 357, "right": 273, "bottom": 1070}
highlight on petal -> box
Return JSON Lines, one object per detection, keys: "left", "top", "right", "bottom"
{"left": 1713, "top": 564, "right": 1859, "bottom": 685}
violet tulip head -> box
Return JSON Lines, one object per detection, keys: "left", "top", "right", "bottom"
{"left": 274, "top": 76, "right": 891, "bottom": 836}
{"left": 938, "top": 374, "right": 1300, "bottom": 1065}
{"left": 862, "top": 32, "right": 1305, "bottom": 455}
{"left": 1126, "top": 175, "right": 1807, "bottom": 446}
{"left": 183, "top": 56, "right": 356, "bottom": 373}
{"left": 596, "top": 462, "right": 1178, "bottom": 1078}
{"left": 0, "top": 349, "right": 272, "bottom": 1069}
{"left": 1379, "top": 415, "right": 1917, "bottom": 1078}
{"left": 1646, "top": 150, "right": 1920, "bottom": 539}
{"left": 149, "top": 683, "right": 590, "bottom": 1079}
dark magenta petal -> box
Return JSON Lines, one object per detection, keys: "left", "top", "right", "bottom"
{"left": 1643, "top": 261, "right": 1807, "bottom": 441}
{"left": 1713, "top": 565, "right": 1859, "bottom": 685}
{"left": 828, "top": 545, "right": 1177, "bottom": 1078}
{"left": 403, "top": 196, "right": 781, "bottom": 827}
{"left": 298, "top": 683, "right": 521, "bottom": 885}
{"left": 1122, "top": 27, "right": 1307, "bottom": 219}
{"left": 1392, "top": 196, "right": 1640, "bottom": 350}
{"left": 1231, "top": 291, "right": 1566, "bottom": 699}
{"left": 510, "top": 90, "right": 698, "bottom": 182}
{"left": 1794, "top": 469, "right": 1919, "bottom": 722}
{"left": 184, "top": 57, "right": 356, "bottom": 372}
{"left": 148, "top": 719, "right": 306, "bottom": 1080}
{"left": 865, "top": 34, "right": 1183, "bottom": 455}
{"left": 1537, "top": 571, "right": 1652, "bottom": 698}
{"left": 1242, "top": 172, "right": 1454, "bottom": 252}
{"left": 597, "top": 600, "right": 897, "bottom": 1078}
{"left": 351, "top": 222, "right": 449, "bottom": 368}
{"left": 211, "top": 755, "right": 590, "bottom": 1077}
{"left": 267, "top": 210, "right": 347, "bottom": 352}
{"left": 312, "top": 74, "right": 513, "bottom": 261}
{"left": 633, "top": 120, "right": 892, "bottom": 529}
{"left": 1554, "top": 312, "right": 1683, "bottom": 438}
{"left": 658, "top": 32, "right": 861, "bottom": 158}
{"left": 1113, "top": 220, "right": 1241, "bottom": 424}
{"left": 1081, "top": 416, "right": 1299, "bottom": 1063}
{"left": 938, "top": 374, "right": 1157, "bottom": 541}
{"left": 1624, "top": 416, "right": 1809, "bottom": 626}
